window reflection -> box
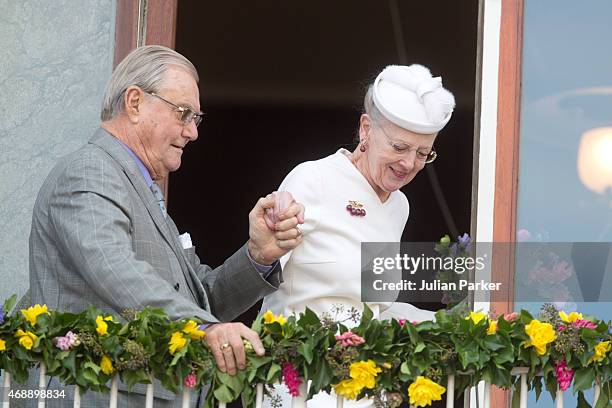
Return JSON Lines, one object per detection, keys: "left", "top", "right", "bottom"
{"left": 516, "top": 1, "right": 612, "bottom": 406}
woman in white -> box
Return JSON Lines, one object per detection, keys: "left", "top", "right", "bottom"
{"left": 262, "top": 64, "right": 455, "bottom": 407}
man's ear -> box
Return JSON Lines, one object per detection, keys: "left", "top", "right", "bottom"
{"left": 124, "top": 86, "right": 143, "bottom": 124}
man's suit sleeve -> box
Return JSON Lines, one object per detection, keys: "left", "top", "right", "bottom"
{"left": 48, "top": 156, "right": 219, "bottom": 322}
{"left": 193, "top": 245, "right": 283, "bottom": 322}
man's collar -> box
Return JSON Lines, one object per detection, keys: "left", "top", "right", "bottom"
{"left": 114, "top": 138, "right": 154, "bottom": 187}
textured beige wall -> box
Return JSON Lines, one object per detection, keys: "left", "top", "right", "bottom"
{"left": 0, "top": 1, "right": 116, "bottom": 304}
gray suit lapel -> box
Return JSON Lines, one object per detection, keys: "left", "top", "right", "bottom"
{"left": 88, "top": 129, "right": 202, "bottom": 304}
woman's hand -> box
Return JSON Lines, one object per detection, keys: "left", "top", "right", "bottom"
{"left": 247, "top": 192, "right": 305, "bottom": 265}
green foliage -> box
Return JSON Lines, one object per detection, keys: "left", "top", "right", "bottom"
{"left": 1, "top": 296, "right": 612, "bottom": 407}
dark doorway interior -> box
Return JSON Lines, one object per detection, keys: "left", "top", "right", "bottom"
{"left": 173, "top": 1, "right": 477, "bottom": 405}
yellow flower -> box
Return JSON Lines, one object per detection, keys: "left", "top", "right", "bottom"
{"left": 524, "top": 319, "right": 556, "bottom": 355}
{"left": 100, "top": 355, "right": 114, "bottom": 375}
{"left": 21, "top": 304, "right": 49, "bottom": 326}
{"left": 15, "top": 329, "right": 38, "bottom": 350}
{"left": 559, "top": 311, "right": 583, "bottom": 323}
{"left": 169, "top": 331, "right": 188, "bottom": 355}
{"left": 589, "top": 341, "right": 611, "bottom": 364}
{"left": 95, "top": 315, "right": 113, "bottom": 336}
{"left": 349, "top": 360, "right": 381, "bottom": 389}
{"left": 408, "top": 376, "right": 446, "bottom": 407}
{"left": 263, "top": 310, "right": 287, "bottom": 326}
{"left": 0, "top": 339, "right": 5, "bottom": 351}
{"left": 466, "top": 311, "right": 487, "bottom": 325}
{"left": 487, "top": 320, "right": 498, "bottom": 335}
{"left": 182, "top": 320, "right": 206, "bottom": 340}
{"left": 333, "top": 379, "right": 363, "bottom": 400}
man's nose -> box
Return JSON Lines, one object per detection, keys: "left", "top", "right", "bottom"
{"left": 182, "top": 121, "right": 199, "bottom": 141}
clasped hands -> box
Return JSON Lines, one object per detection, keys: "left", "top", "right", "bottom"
{"left": 206, "top": 191, "right": 304, "bottom": 374}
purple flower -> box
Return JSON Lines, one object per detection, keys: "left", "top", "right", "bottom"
{"left": 608, "top": 326, "right": 612, "bottom": 336}
{"left": 0, "top": 304, "right": 4, "bottom": 325}
{"left": 457, "top": 233, "right": 472, "bottom": 253}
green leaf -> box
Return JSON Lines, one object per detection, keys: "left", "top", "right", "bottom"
{"left": 573, "top": 368, "right": 596, "bottom": 393}
{"left": 214, "top": 371, "right": 245, "bottom": 397}
{"left": 3, "top": 294, "right": 17, "bottom": 313}
{"left": 309, "top": 361, "right": 332, "bottom": 395}
{"left": 213, "top": 384, "right": 234, "bottom": 403}
{"left": 595, "top": 393, "right": 609, "bottom": 408}
{"left": 266, "top": 363, "right": 282, "bottom": 383}
{"left": 82, "top": 367, "right": 101, "bottom": 385}
{"left": 414, "top": 342, "right": 426, "bottom": 353}
{"left": 82, "top": 361, "right": 101, "bottom": 375}
{"left": 299, "top": 308, "right": 321, "bottom": 326}
{"left": 298, "top": 340, "right": 314, "bottom": 364}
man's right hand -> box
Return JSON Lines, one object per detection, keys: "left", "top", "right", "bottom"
{"left": 205, "top": 322, "right": 265, "bottom": 375}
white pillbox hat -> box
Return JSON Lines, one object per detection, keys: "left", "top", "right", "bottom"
{"left": 372, "top": 64, "right": 455, "bottom": 134}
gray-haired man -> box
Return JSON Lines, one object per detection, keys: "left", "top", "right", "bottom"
{"left": 28, "top": 45, "right": 304, "bottom": 407}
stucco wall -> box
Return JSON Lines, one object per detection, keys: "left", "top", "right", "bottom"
{"left": 0, "top": 1, "right": 116, "bottom": 304}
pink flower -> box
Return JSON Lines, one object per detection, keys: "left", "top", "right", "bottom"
{"left": 572, "top": 319, "right": 597, "bottom": 329}
{"left": 503, "top": 312, "right": 519, "bottom": 322}
{"left": 554, "top": 360, "right": 574, "bottom": 391}
{"left": 398, "top": 319, "right": 407, "bottom": 327}
{"left": 517, "top": 229, "right": 531, "bottom": 242}
{"left": 528, "top": 258, "right": 572, "bottom": 285}
{"left": 53, "top": 331, "right": 79, "bottom": 351}
{"left": 335, "top": 331, "right": 365, "bottom": 347}
{"left": 282, "top": 361, "right": 302, "bottom": 397}
{"left": 184, "top": 373, "right": 196, "bottom": 388}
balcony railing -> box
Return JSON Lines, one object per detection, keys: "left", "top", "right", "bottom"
{"left": 2, "top": 300, "right": 610, "bottom": 408}
{"left": 0, "top": 365, "right": 603, "bottom": 407}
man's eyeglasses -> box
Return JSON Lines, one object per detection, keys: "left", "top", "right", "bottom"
{"left": 376, "top": 125, "right": 437, "bottom": 164}
{"left": 146, "top": 91, "right": 204, "bottom": 127}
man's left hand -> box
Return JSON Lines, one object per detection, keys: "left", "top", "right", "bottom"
{"left": 247, "top": 192, "right": 305, "bottom": 265}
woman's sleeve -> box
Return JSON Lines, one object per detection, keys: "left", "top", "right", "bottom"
{"left": 276, "top": 161, "right": 323, "bottom": 267}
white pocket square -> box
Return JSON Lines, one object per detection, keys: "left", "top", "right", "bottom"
{"left": 179, "top": 232, "right": 193, "bottom": 249}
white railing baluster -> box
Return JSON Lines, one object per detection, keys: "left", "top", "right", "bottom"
{"left": 594, "top": 382, "right": 600, "bottom": 406}
{"left": 483, "top": 381, "right": 490, "bottom": 408}
{"left": 255, "top": 383, "right": 264, "bottom": 408}
{"left": 2, "top": 372, "right": 10, "bottom": 408}
{"left": 109, "top": 376, "right": 118, "bottom": 408}
{"left": 182, "top": 387, "right": 190, "bottom": 408}
{"left": 555, "top": 389, "right": 563, "bottom": 408}
{"left": 145, "top": 377, "right": 154, "bottom": 408}
{"left": 292, "top": 382, "right": 307, "bottom": 408}
{"left": 520, "top": 371, "right": 528, "bottom": 408}
{"left": 446, "top": 374, "right": 455, "bottom": 408}
{"left": 336, "top": 395, "right": 344, "bottom": 408}
{"left": 37, "top": 362, "right": 46, "bottom": 408}
{"left": 73, "top": 386, "right": 81, "bottom": 408}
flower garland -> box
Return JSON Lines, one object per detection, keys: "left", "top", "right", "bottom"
{"left": 1, "top": 294, "right": 612, "bottom": 408}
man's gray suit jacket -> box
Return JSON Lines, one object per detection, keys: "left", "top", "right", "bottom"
{"left": 27, "top": 128, "right": 282, "bottom": 406}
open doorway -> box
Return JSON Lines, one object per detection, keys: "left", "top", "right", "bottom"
{"left": 171, "top": 1, "right": 477, "bottom": 404}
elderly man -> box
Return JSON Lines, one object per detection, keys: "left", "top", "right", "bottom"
{"left": 28, "top": 45, "right": 304, "bottom": 406}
